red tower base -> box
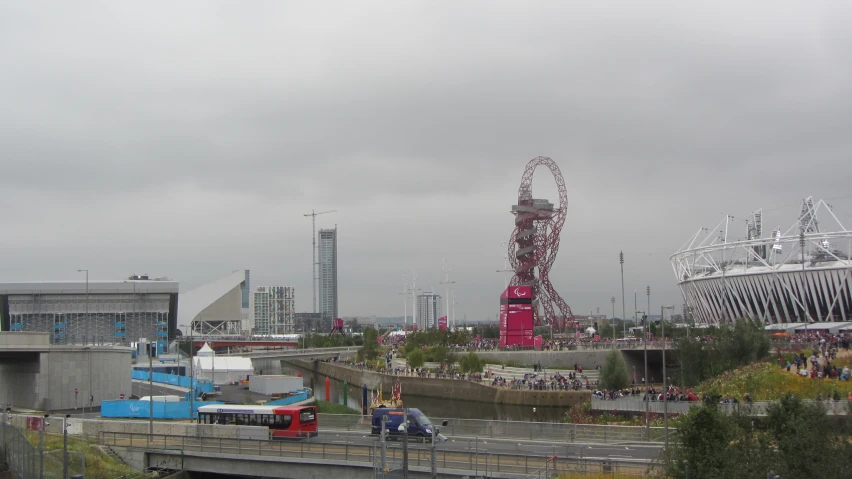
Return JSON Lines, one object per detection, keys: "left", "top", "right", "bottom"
{"left": 499, "top": 286, "right": 535, "bottom": 348}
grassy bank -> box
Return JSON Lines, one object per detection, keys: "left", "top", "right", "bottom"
{"left": 695, "top": 361, "right": 852, "bottom": 401}
{"left": 25, "top": 431, "right": 145, "bottom": 479}
{"left": 311, "top": 399, "right": 360, "bottom": 415}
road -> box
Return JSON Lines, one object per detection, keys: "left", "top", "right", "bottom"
{"left": 313, "top": 430, "right": 662, "bottom": 462}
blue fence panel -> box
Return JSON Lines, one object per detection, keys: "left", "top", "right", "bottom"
{"left": 131, "top": 370, "right": 213, "bottom": 393}
{"left": 101, "top": 400, "right": 223, "bottom": 419}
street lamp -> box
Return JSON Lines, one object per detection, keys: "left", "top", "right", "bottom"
{"left": 619, "top": 252, "right": 626, "bottom": 339}
{"left": 180, "top": 323, "right": 195, "bottom": 421}
{"left": 661, "top": 304, "right": 675, "bottom": 449}
{"left": 637, "top": 309, "right": 649, "bottom": 440}
{"left": 610, "top": 296, "right": 616, "bottom": 341}
{"left": 77, "top": 269, "right": 92, "bottom": 417}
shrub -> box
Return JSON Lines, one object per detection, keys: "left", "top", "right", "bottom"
{"left": 598, "top": 349, "right": 629, "bottom": 391}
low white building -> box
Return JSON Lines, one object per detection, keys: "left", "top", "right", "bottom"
{"left": 193, "top": 343, "right": 253, "bottom": 384}
{"left": 249, "top": 375, "right": 304, "bottom": 396}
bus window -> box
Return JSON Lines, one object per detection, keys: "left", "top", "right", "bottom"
{"left": 300, "top": 409, "right": 316, "bottom": 423}
{"left": 273, "top": 415, "right": 292, "bottom": 429}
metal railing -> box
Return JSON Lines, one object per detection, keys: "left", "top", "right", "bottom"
{"left": 591, "top": 398, "right": 851, "bottom": 416}
{"left": 99, "top": 431, "right": 658, "bottom": 477}
{"left": 317, "top": 414, "right": 667, "bottom": 444}
{"left": 1, "top": 419, "right": 41, "bottom": 479}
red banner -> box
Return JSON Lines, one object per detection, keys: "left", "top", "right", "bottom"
{"left": 438, "top": 316, "right": 448, "bottom": 331}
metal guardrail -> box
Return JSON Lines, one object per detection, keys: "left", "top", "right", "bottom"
{"left": 591, "top": 398, "right": 851, "bottom": 416}
{"left": 317, "top": 414, "right": 667, "bottom": 444}
{"left": 232, "top": 347, "right": 359, "bottom": 358}
{"left": 99, "top": 431, "right": 658, "bottom": 477}
{"left": 1, "top": 420, "right": 42, "bottom": 479}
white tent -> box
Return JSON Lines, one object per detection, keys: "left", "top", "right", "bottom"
{"left": 585, "top": 327, "right": 597, "bottom": 335}
{"left": 194, "top": 356, "right": 253, "bottom": 384}
{"left": 197, "top": 342, "right": 214, "bottom": 357}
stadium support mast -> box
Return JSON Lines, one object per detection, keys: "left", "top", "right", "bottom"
{"left": 304, "top": 209, "right": 337, "bottom": 313}
{"left": 439, "top": 259, "right": 456, "bottom": 328}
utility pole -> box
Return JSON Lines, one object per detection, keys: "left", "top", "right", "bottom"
{"left": 400, "top": 273, "right": 409, "bottom": 330}
{"left": 40, "top": 413, "right": 48, "bottom": 479}
{"left": 380, "top": 414, "right": 388, "bottom": 473}
{"left": 149, "top": 343, "right": 153, "bottom": 446}
{"left": 410, "top": 271, "right": 421, "bottom": 330}
{"left": 646, "top": 286, "right": 651, "bottom": 333}
{"left": 661, "top": 305, "right": 674, "bottom": 450}
{"left": 619, "top": 252, "right": 626, "bottom": 339}
{"left": 497, "top": 240, "right": 514, "bottom": 288}
{"left": 303, "top": 209, "right": 337, "bottom": 313}
{"left": 640, "top": 310, "right": 649, "bottom": 440}
{"left": 63, "top": 414, "right": 70, "bottom": 479}
{"left": 401, "top": 408, "right": 410, "bottom": 478}
{"left": 611, "top": 296, "right": 616, "bottom": 340}
{"left": 439, "top": 259, "right": 455, "bottom": 329}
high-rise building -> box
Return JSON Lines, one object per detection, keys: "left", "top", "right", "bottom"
{"left": 318, "top": 227, "right": 338, "bottom": 322}
{"left": 416, "top": 292, "right": 442, "bottom": 329}
{"left": 241, "top": 269, "right": 251, "bottom": 333}
{"left": 252, "top": 286, "right": 294, "bottom": 335}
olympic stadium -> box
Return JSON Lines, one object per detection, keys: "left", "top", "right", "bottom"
{"left": 671, "top": 197, "right": 852, "bottom": 326}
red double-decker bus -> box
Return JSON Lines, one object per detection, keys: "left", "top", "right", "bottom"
{"left": 197, "top": 404, "right": 318, "bottom": 439}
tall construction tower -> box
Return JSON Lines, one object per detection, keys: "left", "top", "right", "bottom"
{"left": 304, "top": 209, "right": 337, "bottom": 313}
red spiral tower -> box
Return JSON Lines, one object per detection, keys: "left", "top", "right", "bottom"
{"left": 508, "top": 157, "right": 574, "bottom": 329}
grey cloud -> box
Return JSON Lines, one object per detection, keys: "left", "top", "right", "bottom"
{"left": 2, "top": 1, "right": 852, "bottom": 320}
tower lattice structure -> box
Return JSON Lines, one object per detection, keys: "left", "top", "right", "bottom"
{"left": 507, "top": 156, "right": 574, "bottom": 329}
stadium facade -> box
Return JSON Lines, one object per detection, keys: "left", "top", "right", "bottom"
{"left": 0, "top": 275, "right": 178, "bottom": 351}
{"left": 0, "top": 270, "right": 253, "bottom": 349}
{"left": 671, "top": 197, "right": 852, "bottom": 325}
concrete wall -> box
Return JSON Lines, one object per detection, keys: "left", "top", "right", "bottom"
{"left": 288, "top": 359, "right": 590, "bottom": 409}
{"left": 148, "top": 450, "right": 488, "bottom": 479}
{"left": 0, "top": 338, "right": 132, "bottom": 411}
{"left": 474, "top": 350, "right": 614, "bottom": 369}
{"left": 40, "top": 347, "right": 132, "bottom": 410}
{"left": 0, "top": 354, "right": 40, "bottom": 409}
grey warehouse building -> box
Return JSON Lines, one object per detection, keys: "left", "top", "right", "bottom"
{"left": 0, "top": 277, "right": 179, "bottom": 351}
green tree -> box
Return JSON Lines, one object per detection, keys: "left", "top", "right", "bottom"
{"left": 674, "top": 317, "right": 770, "bottom": 387}
{"left": 357, "top": 327, "right": 381, "bottom": 361}
{"left": 458, "top": 352, "right": 483, "bottom": 373}
{"left": 407, "top": 348, "right": 425, "bottom": 369}
{"left": 663, "top": 394, "right": 852, "bottom": 479}
{"left": 663, "top": 402, "right": 737, "bottom": 478}
{"left": 598, "top": 349, "right": 629, "bottom": 390}
{"left": 428, "top": 345, "right": 450, "bottom": 364}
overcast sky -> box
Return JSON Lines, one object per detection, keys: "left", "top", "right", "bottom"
{"left": 2, "top": 1, "right": 851, "bottom": 323}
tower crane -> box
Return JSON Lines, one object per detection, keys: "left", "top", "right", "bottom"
{"left": 304, "top": 209, "right": 337, "bottom": 314}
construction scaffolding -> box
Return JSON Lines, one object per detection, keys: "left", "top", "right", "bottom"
{"left": 7, "top": 293, "right": 170, "bottom": 345}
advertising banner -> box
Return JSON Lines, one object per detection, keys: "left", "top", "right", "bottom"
{"left": 438, "top": 316, "right": 448, "bottom": 331}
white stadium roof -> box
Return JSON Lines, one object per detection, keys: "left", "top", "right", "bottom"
{"left": 177, "top": 270, "right": 246, "bottom": 328}
{"left": 0, "top": 280, "right": 179, "bottom": 295}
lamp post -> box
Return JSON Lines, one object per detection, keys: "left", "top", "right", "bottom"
{"left": 180, "top": 323, "right": 195, "bottom": 421}
{"left": 39, "top": 413, "right": 48, "bottom": 479}
{"left": 619, "top": 252, "right": 626, "bottom": 339}
{"left": 661, "top": 304, "right": 674, "bottom": 449}
{"left": 63, "top": 414, "right": 70, "bottom": 479}
{"left": 77, "top": 269, "right": 92, "bottom": 417}
{"left": 610, "top": 296, "right": 616, "bottom": 341}
{"left": 637, "top": 309, "right": 649, "bottom": 439}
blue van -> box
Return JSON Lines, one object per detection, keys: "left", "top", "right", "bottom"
{"left": 371, "top": 408, "right": 445, "bottom": 441}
